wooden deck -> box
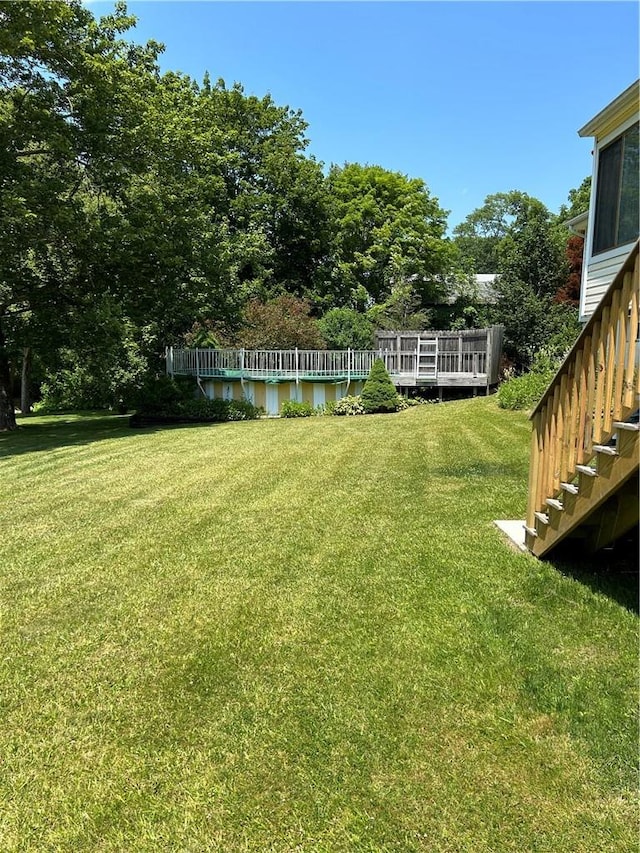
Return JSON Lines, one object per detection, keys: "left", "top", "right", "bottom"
{"left": 375, "top": 327, "right": 503, "bottom": 389}
{"left": 525, "top": 242, "right": 639, "bottom": 557}
{"left": 167, "top": 326, "right": 504, "bottom": 391}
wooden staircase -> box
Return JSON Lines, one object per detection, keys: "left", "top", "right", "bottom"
{"left": 525, "top": 242, "right": 640, "bottom": 558}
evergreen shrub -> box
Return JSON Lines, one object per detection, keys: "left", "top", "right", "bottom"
{"left": 361, "top": 359, "right": 400, "bottom": 413}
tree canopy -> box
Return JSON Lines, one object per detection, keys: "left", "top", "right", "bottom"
{"left": 327, "top": 163, "right": 452, "bottom": 307}
{"left": 0, "top": 1, "right": 588, "bottom": 425}
{"left": 0, "top": 0, "right": 162, "bottom": 427}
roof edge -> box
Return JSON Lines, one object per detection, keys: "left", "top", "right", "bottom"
{"left": 578, "top": 80, "right": 639, "bottom": 138}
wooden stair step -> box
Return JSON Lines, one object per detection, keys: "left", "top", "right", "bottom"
{"left": 524, "top": 526, "right": 538, "bottom": 538}
{"left": 560, "top": 482, "right": 579, "bottom": 495}
{"left": 545, "top": 498, "right": 563, "bottom": 511}
{"left": 534, "top": 511, "right": 549, "bottom": 525}
{"left": 576, "top": 464, "right": 597, "bottom": 477}
{"left": 613, "top": 421, "right": 639, "bottom": 432}
{"left": 592, "top": 444, "right": 618, "bottom": 456}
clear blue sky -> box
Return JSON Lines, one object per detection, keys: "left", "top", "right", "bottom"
{"left": 90, "top": 0, "right": 638, "bottom": 231}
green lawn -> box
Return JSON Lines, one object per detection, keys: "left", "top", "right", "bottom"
{"left": 0, "top": 400, "right": 637, "bottom": 852}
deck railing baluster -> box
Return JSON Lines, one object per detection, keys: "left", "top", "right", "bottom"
{"left": 623, "top": 273, "right": 639, "bottom": 414}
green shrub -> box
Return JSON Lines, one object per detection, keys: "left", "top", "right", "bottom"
{"left": 35, "top": 367, "right": 104, "bottom": 413}
{"left": 281, "top": 400, "right": 314, "bottom": 418}
{"left": 497, "top": 369, "right": 554, "bottom": 410}
{"left": 131, "top": 384, "right": 263, "bottom": 424}
{"left": 181, "top": 397, "right": 263, "bottom": 422}
{"left": 227, "top": 399, "right": 264, "bottom": 421}
{"left": 181, "top": 398, "right": 229, "bottom": 421}
{"left": 497, "top": 348, "right": 562, "bottom": 410}
{"left": 332, "top": 395, "right": 365, "bottom": 416}
{"left": 134, "top": 375, "right": 192, "bottom": 416}
{"left": 394, "top": 395, "right": 430, "bottom": 411}
{"left": 361, "top": 359, "right": 400, "bottom": 413}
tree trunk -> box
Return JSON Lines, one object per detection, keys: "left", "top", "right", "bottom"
{"left": 21, "top": 346, "right": 32, "bottom": 414}
{"left": 0, "top": 325, "right": 17, "bottom": 430}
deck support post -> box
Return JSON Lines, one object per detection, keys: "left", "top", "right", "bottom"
{"left": 486, "top": 327, "right": 493, "bottom": 383}
{"left": 295, "top": 347, "right": 299, "bottom": 385}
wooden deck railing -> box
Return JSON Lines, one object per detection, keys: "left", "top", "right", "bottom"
{"left": 526, "top": 241, "right": 639, "bottom": 531}
{"left": 168, "top": 344, "right": 493, "bottom": 382}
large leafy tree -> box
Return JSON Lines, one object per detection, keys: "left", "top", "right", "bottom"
{"left": 327, "top": 163, "right": 452, "bottom": 308}
{"left": 0, "top": 2, "right": 335, "bottom": 426}
{"left": 0, "top": 0, "right": 162, "bottom": 428}
{"left": 454, "top": 189, "right": 582, "bottom": 367}
{"left": 104, "top": 73, "right": 334, "bottom": 354}
{"left": 452, "top": 190, "right": 532, "bottom": 274}
{"left": 558, "top": 176, "right": 591, "bottom": 220}
{"left": 316, "top": 307, "right": 374, "bottom": 350}
{"left": 492, "top": 196, "right": 572, "bottom": 368}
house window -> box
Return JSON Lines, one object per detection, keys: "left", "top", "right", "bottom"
{"left": 592, "top": 121, "right": 639, "bottom": 255}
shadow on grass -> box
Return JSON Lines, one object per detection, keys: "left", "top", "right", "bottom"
{"left": 548, "top": 528, "right": 639, "bottom": 615}
{"left": 0, "top": 412, "right": 215, "bottom": 460}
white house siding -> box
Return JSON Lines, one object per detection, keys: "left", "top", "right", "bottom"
{"left": 580, "top": 242, "right": 636, "bottom": 321}
{"left": 313, "top": 384, "right": 325, "bottom": 408}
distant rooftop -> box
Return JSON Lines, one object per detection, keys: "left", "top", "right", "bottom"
{"left": 474, "top": 274, "right": 498, "bottom": 302}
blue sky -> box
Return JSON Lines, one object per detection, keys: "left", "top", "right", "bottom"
{"left": 91, "top": 1, "right": 638, "bottom": 231}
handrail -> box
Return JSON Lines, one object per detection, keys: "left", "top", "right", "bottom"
{"left": 526, "top": 241, "right": 639, "bottom": 530}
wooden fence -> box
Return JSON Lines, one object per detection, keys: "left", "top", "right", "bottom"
{"left": 526, "top": 241, "right": 639, "bottom": 531}
{"left": 375, "top": 327, "right": 503, "bottom": 385}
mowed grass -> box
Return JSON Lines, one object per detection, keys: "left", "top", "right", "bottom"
{"left": 0, "top": 400, "right": 637, "bottom": 852}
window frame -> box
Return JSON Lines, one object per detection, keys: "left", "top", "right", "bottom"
{"left": 587, "top": 115, "right": 639, "bottom": 262}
